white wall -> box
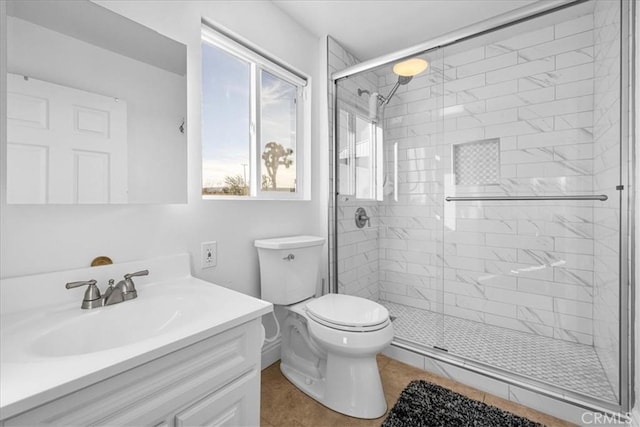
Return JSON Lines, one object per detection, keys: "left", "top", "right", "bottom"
{"left": 0, "top": 0, "right": 327, "bottom": 305}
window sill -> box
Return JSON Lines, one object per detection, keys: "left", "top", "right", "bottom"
{"left": 202, "top": 195, "right": 309, "bottom": 202}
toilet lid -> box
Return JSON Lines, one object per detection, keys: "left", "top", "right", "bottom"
{"left": 305, "top": 294, "right": 390, "bottom": 332}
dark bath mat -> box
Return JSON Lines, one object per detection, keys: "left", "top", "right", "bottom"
{"left": 382, "top": 380, "right": 543, "bottom": 427}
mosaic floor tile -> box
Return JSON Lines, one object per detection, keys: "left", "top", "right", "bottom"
{"left": 381, "top": 301, "right": 617, "bottom": 402}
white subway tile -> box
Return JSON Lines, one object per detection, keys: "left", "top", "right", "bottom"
{"left": 555, "top": 14, "right": 594, "bottom": 38}
{"left": 556, "top": 79, "right": 594, "bottom": 100}
{"left": 554, "top": 111, "right": 594, "bottom": 131}
{"left": 517, "top": 127, "right": 592, "bottom": 149}
{"left": 485, "top": 233, "right": 553, "bottom": 250}
{"left": 485, "top": 27, "right": 555, "bottom": 57}
{"left": 443, "top": 127, "right": 485, "bottom": 144}
{"left": 554, "top": 237, "right": 594, "bottom": 255}
{"left": 485, "top": 121, "right": 540, "bottom": 138}
{"left": 444, "top": 281, "right": 485, "bottom": 298}
{"left": 456, "top": 109, "right": 518, "bottom": 130}
{"left": 518, "top": 249, "right": 594, "bottom": 271}
{"left": 556, "top": 47, "right": 594, "bottom": 69}
{"left": 457, "top": 52, "right": 518, "bottom": 78}
{"left": 516, "top": 159, "right": 592, "bottom": 178}
{"left": 486, "top": 58, "right": 555, "bottom": 84}
{"left": 456, "top": 244, "right": 518, "bottom": 262}
{"left": 456, "top": 270, "right": 518, "bottom": 290}
{"left": 456, "top": 218, "right": 517, "bottom": 234}
{"left": 484, "top": 287, "right": 554, "bottom": 311}
{"left": 442, "top": 255, "right": 486, "bottom": 272}
{"left": 518, "top": 63, "right": 594, "bottom": 91}
{"left": 453, "top": 294, "right": 517, "bottom": 318}
{"left": 443, "top": 74, "right": 486, "bottom": 93}
{"left": 444, "top": 46, "right": 485, "bottom": 67}
{"left": 517, "top": 278, "right": 592, "bottom": 302}
{"left": 501, "top": 147, "right": 554, "bottom": 164}
{"left": 553, "top": 297, "right": 592, "bottom": 318}
{"left": 486, "top": 87, "right": 555, "bottom": 112}
{"left": 554, "top": 267, "right": 593, "bottom": 287}
{"left": 457, "top": 80, "right": 518, "bottom": 103}
{"left": 518, "top": 31, "right": 593, "bottom": 62}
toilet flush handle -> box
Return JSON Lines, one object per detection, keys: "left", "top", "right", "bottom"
{"left": 283, "top": 254, "right": 295, "bottom": 261}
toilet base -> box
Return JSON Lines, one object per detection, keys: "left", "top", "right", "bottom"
{"left": 280, "top": 353, "right": 387, "bottom": 419}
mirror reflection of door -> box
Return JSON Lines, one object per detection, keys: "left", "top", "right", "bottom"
{"left": 7, "top": 73, "right": 128, "bottom": 204}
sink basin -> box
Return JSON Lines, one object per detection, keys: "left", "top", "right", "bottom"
{"left": 0, "top": 253, "right": 274, "bottom": 420}
{"left": 30, "top": 295, "right": 200, "bottom": 357}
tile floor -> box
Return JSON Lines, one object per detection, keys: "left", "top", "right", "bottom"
{"left": 260, "top": 354, "right": 576, "bottom": 427}
{"left": 383, "top": 301, "right": 617, "bottom": 402}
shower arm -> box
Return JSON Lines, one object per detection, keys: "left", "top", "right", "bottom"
{"left": 380, "top": 75, "right": 413, "bottom": 106}
{"left": 380, "top": 81, "right": 401, "bottom": 105}
{"left": 358, "top": 75, "right": 413, "bottom": 106}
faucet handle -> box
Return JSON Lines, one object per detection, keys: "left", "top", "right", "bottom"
{"left": 124, "top": 269, "right": 149, "bottom": 280}
{"left": 121, "top": 269, "right": 148, "bottom": 301}
{"left": 65, "top": 279, "right": 97, "bottom": 289}
{"left": 65, "top": 279, "right": 103, "bottom": 309}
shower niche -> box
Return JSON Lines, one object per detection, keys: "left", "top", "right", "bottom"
{"left": 331, "top": 0, "right": 631, "bottom": 417}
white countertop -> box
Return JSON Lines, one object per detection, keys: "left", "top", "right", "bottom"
{"left": 0, "top": 254, "right": 272, "bottom": 420}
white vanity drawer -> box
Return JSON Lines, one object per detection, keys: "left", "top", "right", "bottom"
{"left": 4, "top": 320, "right": 262, "bottom": 426}
{"left": 174, "top": 370, "right": 259, "bottom": 427}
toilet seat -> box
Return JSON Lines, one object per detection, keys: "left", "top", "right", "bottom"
{"left": 305, "top": 294, "right": 390, "bottom": 332}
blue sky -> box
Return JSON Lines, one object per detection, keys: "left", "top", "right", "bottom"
{"left": 202, "top": 43, "right": 250, "bottom": 188}
{"left": 202, "top": 43, "right": 296, "bottom": 190}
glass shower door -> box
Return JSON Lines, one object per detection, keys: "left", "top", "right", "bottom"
{"left": 438, "top": 0, "right": 622, "bottom": 405}
{"left": 333, "top": 46, "right": 447, "bottom": 353}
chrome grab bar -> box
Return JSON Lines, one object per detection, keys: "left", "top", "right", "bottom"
{"left": 445, "top": 195, "right": 608, "bottom": 202}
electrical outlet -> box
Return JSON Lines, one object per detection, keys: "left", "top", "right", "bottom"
{"left": 201, "top": 241, "right": 217, "bottom": 269}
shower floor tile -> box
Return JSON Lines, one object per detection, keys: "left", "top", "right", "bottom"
{"left": 381, "top": 301, "right": 617, "bottom": 403}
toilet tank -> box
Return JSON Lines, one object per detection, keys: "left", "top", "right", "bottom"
{"left": 254, "top": 235, "right": 325, "bottom": 305}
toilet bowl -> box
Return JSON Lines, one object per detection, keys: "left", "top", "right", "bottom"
{"left": 255, "top": 236, "right": 394, "bottom": 419}
{"left": 282, "top": 294, "right": 393, "bottom": 418}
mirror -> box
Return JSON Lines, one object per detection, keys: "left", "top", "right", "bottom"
{"left": 5, "top": 0, "right": 187, "bottom": 204}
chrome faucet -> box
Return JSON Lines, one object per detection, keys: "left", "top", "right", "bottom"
{"left": 104, "top": 270, "right": 148, "bottom": 305}
{"left": 65, "top": 280, "right": 103, "bottom": 309}
{"left": 66, "top": 269, "right": 149, "bottom": 309}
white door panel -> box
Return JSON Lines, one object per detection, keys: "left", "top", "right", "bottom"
{"left": 7, "top": 73, "right": 127, "bottom": 203}
{"left": 6, "top": 143, "right": 48, "bottom": 203}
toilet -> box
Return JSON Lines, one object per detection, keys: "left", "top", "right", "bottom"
{"left": 255, "top": 235, "right": 394, "bottom": 419}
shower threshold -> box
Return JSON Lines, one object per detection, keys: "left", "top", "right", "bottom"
{"left": 381, "top": 301, "right": 617, "bottom": 403}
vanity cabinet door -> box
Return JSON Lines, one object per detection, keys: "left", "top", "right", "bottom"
{"left": 174, "top": 370, "right": 259, "bottom": 427}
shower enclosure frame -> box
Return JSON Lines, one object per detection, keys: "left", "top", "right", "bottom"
{"left": 329, "top": 0, "right": 635, "bottom": 415}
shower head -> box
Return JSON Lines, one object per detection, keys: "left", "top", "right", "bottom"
{"left": 380, "top": 75, "right": 414, "bottom": 106}
{"left": 379, "top": 57, "right": 428, "bottom": 105}
{"left": 355, "top": 57, "right": 428, "bottom": 114}
{"left": 397, "top": 75, "right": 413, "bottom": 85}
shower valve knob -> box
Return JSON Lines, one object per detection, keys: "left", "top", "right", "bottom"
{"left": 355, "top": 207, "right": 370, "bottom": 228}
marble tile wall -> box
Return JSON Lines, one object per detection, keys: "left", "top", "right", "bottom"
{"left": 328, "top": 37, "right": 381, "bottom": 300}
{"left": 592, "top": 0, "right": 621, "bottom": 402}
{"left": 377, "top": 11, "right": 603, "bottom": 345}
{"left": 331, "top": 4, "right": 622, "bottom": 361}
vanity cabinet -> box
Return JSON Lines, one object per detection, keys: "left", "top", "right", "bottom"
{"left": 2, "top": 320, "right": 262, "bottom": 426}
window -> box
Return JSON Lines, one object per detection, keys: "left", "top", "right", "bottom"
{"left": 338, "top": 106, "right": 383, "bottom": 201}
{"left": 201, "top": 24, "right": 309, "bottom": 199}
